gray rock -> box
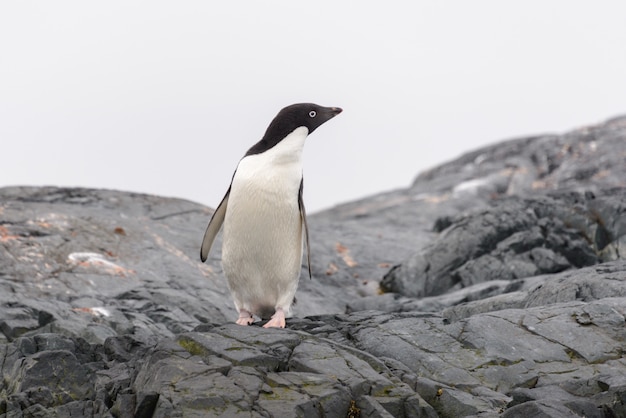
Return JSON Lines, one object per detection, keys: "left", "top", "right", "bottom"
{"left": 442, "top": 260, "right": 626, "bottom": 321}
{"left": 506, "top": 386, "right": 604, "bottom": 418}
{"left": 501, "top": 400, "right": 586, "bottom": 418}
{"left": 2, "top": 114, "right": 626, "bottom": 416}
{"left": 10, "top": 297, "right": 617, "bottom": 416}
{"left": 129, "top": 324, "right": 425, "bottom": 417}
{"left": 381, "top": 190, "right": 625, "bottom": 299}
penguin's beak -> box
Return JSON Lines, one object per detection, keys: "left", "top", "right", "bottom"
{"left": 328, "top": 107, "right": 343, "bottom": 117}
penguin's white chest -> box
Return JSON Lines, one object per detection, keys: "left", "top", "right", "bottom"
{"left": 221, "top": 127, "right": 308, "bottom": 317}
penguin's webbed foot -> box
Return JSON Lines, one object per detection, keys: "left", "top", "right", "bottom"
{"left": 236, "top": 309, "right": 254, "bottom": 326}
{"left": 263, "top": 308, "right": 286, "bottom": 328}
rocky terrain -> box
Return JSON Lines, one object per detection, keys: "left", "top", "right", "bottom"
{"left": 1, "top": 114, "right": 626, "bottom": 417}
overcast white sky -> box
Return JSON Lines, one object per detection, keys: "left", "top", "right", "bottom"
{"left": 2, "top": 2, "right": 625, "bottom": 212}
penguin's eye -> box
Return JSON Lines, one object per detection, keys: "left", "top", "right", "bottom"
{"left": 309, "top": 110, "right": 317, "bottom": 118}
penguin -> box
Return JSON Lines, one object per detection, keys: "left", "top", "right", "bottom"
{"left": 200, "top": 103, "right": 342, "bottom": 328}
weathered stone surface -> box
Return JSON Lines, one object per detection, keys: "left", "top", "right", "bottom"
{"left": 2, "top": 115, "right": 626, "bottom": 416}
{"left": 442, "top": 260, "right": 626, "bottom": 322}
{"left": 5, "top": 298, "right": 622, "bottom": 416}
{"left": 380, "top": 190, "right": 625, "bottom": 299}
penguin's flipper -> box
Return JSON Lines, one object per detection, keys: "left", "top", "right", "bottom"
{"left": 200, "top": 187, "right": 230, "bottom": 262}
{"left": 298, "top": 179, "right": 312, "bottom": 279}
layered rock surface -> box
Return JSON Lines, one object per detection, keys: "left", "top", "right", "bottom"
{"left": 1, "top": 115, "right": 626, "bottom": 417}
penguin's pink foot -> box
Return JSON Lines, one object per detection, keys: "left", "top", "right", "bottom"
{"left": 236, "top": 310, "right": 254, "bottom": 326}
{"left": 263, "top": 308, "right": 286, "bottom": 328}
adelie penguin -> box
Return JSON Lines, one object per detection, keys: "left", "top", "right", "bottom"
{"left": 200, "top": 103, "right": 342, "bottom": 328}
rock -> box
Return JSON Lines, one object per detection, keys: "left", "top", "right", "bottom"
{"left": 6, "top": 298, "right": 621, "bottom": 416}
{"left": 441, "top": 260, "right": 626, "bottom": 322}
{"left": 506, "top": 386, "right": 604, "bottom": 418}
{"left": 380, "top": 190, "right": 625, "bottom": 299}
{"left": 2, "top": 114, "right": 626, "bottom": 416}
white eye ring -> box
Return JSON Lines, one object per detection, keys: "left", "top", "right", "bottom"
{"left": 309, "top": 110, "right": 317, "bottom": 118}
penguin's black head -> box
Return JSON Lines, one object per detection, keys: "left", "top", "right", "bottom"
{"left": 246, "top": 103, "right": 342, "bottom": 156}
{"left": 274, "top": 103, "right": 343, "bottom": 135}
